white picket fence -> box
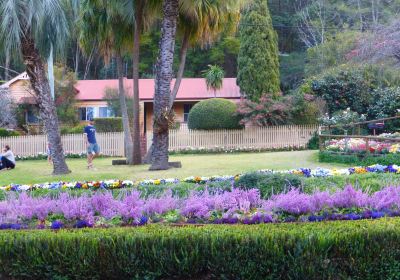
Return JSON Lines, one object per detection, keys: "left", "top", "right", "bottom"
{"left": 0, "top": 125, "right": 318, "bottom": 157}
{"left": 148, "top": 125, "right": 318, "bottom": 151}
{"left": 0, "top": 132, "right": 124, "bottom": 157}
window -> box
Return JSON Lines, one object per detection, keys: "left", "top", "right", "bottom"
{"left": 78, "top": 107, "right": 94, "bottom": 121}
{"left": 99, "top": 107, "right": 114, "bottom": 118}
{"left": 79, "top": 107, "right": 86, "bottom": 121}
{"left": 26, "top": 108, "right": 39, "bottom": 124}
{"left": 183, "top": 104, "right": 193, "bottom": 122}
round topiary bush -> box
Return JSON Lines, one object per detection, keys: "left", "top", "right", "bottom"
{"left": 188, "top": 98, "right": 241, "bottom": 130}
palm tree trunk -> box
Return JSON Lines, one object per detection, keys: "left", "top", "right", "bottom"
{"left": 143, "top": 31, "right": 189, "bottom": 165}
{"left": 75, "top": 40, "right": 80, "bottom": 75}
{"left": 20, "top": 35, "right": 70, "bottom": 175}
{"left": 116, "top": 53, "right": 134, "bottom": 164}
{"left": 4, "top": 51, "right": 10, "bottom": 80}
{"left": 132, "top": 1, "right": 144, "bottom": 165}
{"left": 170, "top": 30, "right": 190, "bottom": 109}
{"left": 149, "top": 0, "right": 179, "bottom": 171}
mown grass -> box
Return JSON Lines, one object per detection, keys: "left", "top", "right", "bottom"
{"left": 0, "top": 150, "right": 348, "bottom": 185}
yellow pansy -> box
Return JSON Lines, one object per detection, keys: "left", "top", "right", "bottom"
{"left": 354, "top": 167, "right": 367, "bottom": 174}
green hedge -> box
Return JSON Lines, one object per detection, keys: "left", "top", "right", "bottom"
{"left": 319, "top": 150, "right": 400, "bottom": 166}
{"left": 188, "top": 98, "right": 241, "bottom": 130}
{"left": 60, "top": 124, "right": 86, "bottom": 134}
{"left": 236, "top": 172, "right": 303, "bottom": 198}
{"left": 2, "top": 220, "right": 400, "bottom": 279}
{"left": 94, "top": 118, "right": 123, "bottom": 132}
{"left": 0, "top": 128, "right": 19, "bottom": 137}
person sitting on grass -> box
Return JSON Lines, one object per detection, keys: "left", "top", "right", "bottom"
{"left": 84, "top": 119, "right": 100, "bottom": 169}
{"left": 0, "top": 145, "right": 16, "bottom": 171}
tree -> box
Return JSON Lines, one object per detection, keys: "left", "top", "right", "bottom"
{"left": 104, "top": 87, "right": 133, "bottom": 119}
{"left": 54, "top": 64, "right": 79, "bottom": 126}
{"left": 124, "top": 0, "right": 162, "bottom": 165}
{"left": 170, "top": 0, "right": 241, "bottom": 106}
{"left": 131, "top": 0, "right": 147, "bottom": 165}
{"left": 0, "top": 88, "right": 16, "bottom": 128}
{"left": 79, "top": 0, "right": 135, "bottom": 164}
{"left": 203, "top": 65, "right": 224, "bottom": 97}
{"left": 150, "top": 0, "right": 180, "bottom": 170}
{"left": 0, "top": 0, "right": 70, "bottom": 174}
{"left": 355, "top": 19, "right": 400, "bottom": 66}
{"left": 237, "top": 0, "right": 280, "bottom": 101}
{"left": 144, "top": 0, "right": 241, "bottom": 164}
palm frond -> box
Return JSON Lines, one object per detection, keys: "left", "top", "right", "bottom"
{"left": 0, "top": 0, "right": 69, "bottom": 59}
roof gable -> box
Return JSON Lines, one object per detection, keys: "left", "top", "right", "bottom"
{"left": 0, "top": 72, "right": 29, "bottom": 89}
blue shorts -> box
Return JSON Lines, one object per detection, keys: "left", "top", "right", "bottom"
{"left": 87, "top": 143, "right": 100, "bottom": 154}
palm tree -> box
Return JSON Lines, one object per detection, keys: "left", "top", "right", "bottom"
{"left": 0, "top": 0, "right": 70, "bottom": 174}
{"left": 170, "top": 0, "right": 240, "bottom": 107}
{"left": 79, "top": 0, "right": 135, "bottom": 164}
{"left": 203, "top": 64, "right": 225, "bottom": 97}
{"left": 144, "top": 0, "right": 241, "bottom": 164}
{"left": 149, "top": 0, "right": 180, "bottom": 170}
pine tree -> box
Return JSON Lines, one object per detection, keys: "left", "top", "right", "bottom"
{"left": 237, "top": 0, "right": 280, "bottom": 101}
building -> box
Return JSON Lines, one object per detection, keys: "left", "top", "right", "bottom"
{"left": 0, "top": 73, "right": 241, "bottom": 134}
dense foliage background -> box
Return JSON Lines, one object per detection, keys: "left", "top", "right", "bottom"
{"left": 2, "top": 0, "right": 400, "bottom": 127}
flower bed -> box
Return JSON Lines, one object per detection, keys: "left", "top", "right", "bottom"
{"left": 1, "top": 185, "right": 400, "bottom": 230}
{"left": 15, "top": 152, "right": 111, "bottom": 161}
{"left": 1, "top": 163, "right": 400, "bottom": 192}
{"left": 169, "top": 145, "right": 306, "bottom": 154}
{"left": 326, "top": 138, "right": 400, "bottom": 154}
{"left": 14, "top": 146, "right": 306, "bottom": 160}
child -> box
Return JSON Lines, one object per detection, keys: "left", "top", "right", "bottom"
{"left": 84, "top": 119, "right": 100, "bottom": 169}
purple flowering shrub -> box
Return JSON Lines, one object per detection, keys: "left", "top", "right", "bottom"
{"left": 3, "top": 186, "right": 400, "bottom": 229}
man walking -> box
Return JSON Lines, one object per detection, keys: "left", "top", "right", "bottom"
{"left": 84, "top": 119, "right": 100, "bottom": 169}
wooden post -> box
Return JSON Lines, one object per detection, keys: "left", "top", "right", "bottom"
{"left": 319, "top": 135, "right": 325, "bottom": 151}
{"left": 365, "top": 138, "right": 370, "bottom": 154}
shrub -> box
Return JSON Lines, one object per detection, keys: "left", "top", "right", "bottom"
{"left": 3, "top": 220, "right": 400, "bottom": 279}
{"left": 288, "top": 92, "right": 320, "bottom": 125}
{"left": 304, "top": 65, "right": 398, "bottom": 116}
{"left": 303, "top": 173, "right": 400, "bottom": 193}
{"left": 0, "top": 128, "right": 19, "bottom": 137}
{"left": 307, "top": 131, "right": 319, "bottom": 149}
{"left": 60, "top": 124, "right": 86, "bottom": 134}
{"left": 367, "top": 87, "right": 400, "bottom": 132}
{"left": 236, "top": 94, "right": 290, "bottom": 126}
{"left": 236, "top": 172, "right": 303, "bottom": 198}
{"left": 319, "top": 108, "right": 366, "bottom": 134}
{"left": 188, "top": 98, "right": 241, "bottom": 130}
{"left": 319, "top": 150, "right": 400, "bottom": 166}
{"left": 94, "top": 118, "right": 123, "bottom": 132}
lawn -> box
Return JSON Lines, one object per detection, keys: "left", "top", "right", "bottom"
{"left": 0, "top": 150, "right": 349, "bottom": 185}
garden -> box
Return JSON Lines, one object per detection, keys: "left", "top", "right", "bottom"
{"left": 4, "top": 0, "right": 400, "bottom": 279}
{"left": 3, "top": 155, "right": 400, "bottom": 278}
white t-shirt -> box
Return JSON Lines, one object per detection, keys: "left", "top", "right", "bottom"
{"left": 2, "top": 150, "right": 15, "bottom": 164}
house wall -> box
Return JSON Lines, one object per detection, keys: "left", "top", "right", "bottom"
{"left": 75, "top": 101, "right": 109, "bottom": 107}
{"left": 9, "top": 80, "right": 33, "bottom": 103}
{"left": 144, "top": 101, "right": 197, "bottom": 133}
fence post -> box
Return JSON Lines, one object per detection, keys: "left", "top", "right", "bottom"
{"left": 365, "top": 138, "right": 370, "bottom": 154}
{"left": 319, "top": 135, "right": 325, "bottom": 151}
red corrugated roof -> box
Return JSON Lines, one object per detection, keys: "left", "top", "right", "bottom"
{"left": 75, "top": 78, "right": 241, "bottom": 101}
